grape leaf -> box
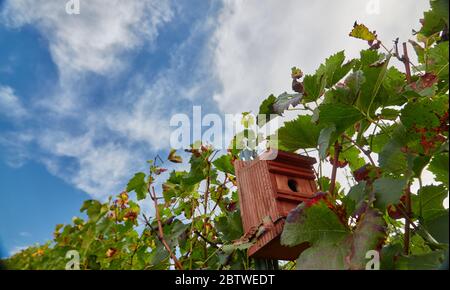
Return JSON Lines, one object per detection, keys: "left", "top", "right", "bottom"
{"left": 126, "top": 172, "right": 147, "bottom": 200}
{"left": 395, "top": 250, "right": 446, "bottom": 270}
{"left": 318, "top": 126, "right": 336, "bottom": 160}
{"left": 429, "top": 153, "right": 449, "bottom": 188}
{"left": 317, "top": 103, "right": 364, "bottom": 134}
{"left": 303, "top": 74, "right": 326, "bottom": 102}
{"left": 373, "top": 177, "right": 408, "bottom": 210}
{"left": 168, "top": 149, "right": 183, "bottom": 163}
{"left": 412, "top": 185, "right": 448, "bottom": 221}
{"left": 349, "top": 22, "right": 377, "bottom": 41}
{"left": 275, "top": 115, "right": 323, "bottom": 151}
{"left": 424, "top": 210, "right": 449, "bottom": 244}
{"left": 419, "top": 0, "right": 449, "bottom": 37}
{"left": 343, "top": 181, "right": 368, "bottom": 217}
{"left": 213, "top": 155, "right": 235, "bottom": 175}
{"left": 346, "top": 207, "right": 387, "bottom": 269}
{"left": 281, "top": 200, "right": 349, "bottom": 247}
{"left": 272, "top": 92, "right": 303, "bottom": 114}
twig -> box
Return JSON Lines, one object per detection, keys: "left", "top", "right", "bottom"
{"left": 403, "top": 185, "right": 412, "bottom": 255}
{"left": 342, "top": 134, "right": 376, "bottom": 166}
{"left": 203, "top": 159, "right": 212, "bottom": 264}
{"left": 194, "top": 230, "right": 221, "bottom": 248}
{"left": 402, "top": 42, "right": 412, "bottom": 83}
{"left": 150, "top": 186, "right": 184, "bottom": 270}
{"left": 393, "top": 38, "right": 422, "bottom": 75}
{"left": 329, "top": 141, "right": 341, "bottom": 196}
{"left": 210, "top": 176, "right": 229, "bottom": 214}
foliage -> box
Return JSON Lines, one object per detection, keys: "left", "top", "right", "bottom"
{"left": 2, "top": 0, "right": 448, "bottom": 270}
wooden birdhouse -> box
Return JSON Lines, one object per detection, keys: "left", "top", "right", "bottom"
{"left": 234, "top": 149, "right": 317, "bottom": 260}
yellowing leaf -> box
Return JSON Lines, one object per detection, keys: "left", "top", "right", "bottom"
{"left": 349, "top": 22, "right": 377, "bottom": 41}
{"left": 168, "top": 149, "right": 183, "bottom": 163}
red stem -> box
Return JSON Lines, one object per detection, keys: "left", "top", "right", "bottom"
{"left": 329, "top": 141, "right": 341, "bottom": 196}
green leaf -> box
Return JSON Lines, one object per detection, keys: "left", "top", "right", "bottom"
{"left": 272, "top": 92, "right": 303, "bottom": 114}
{"left": 412, "top": 185, "right": 448, "bottom": 221}
{"left": 428, "top": 42, "right": 449, "bottom": 79}
{"left": 258, "top": 93, "right": 303, "bottom": 121}
{"left": 346, "top": 207, "right": 387, "bottom": 269}
{"left": 419, "top": 0, "right": 449, "bottom": 37}
{"left": 257, "top": 94, "right": 277, "bottom": 124}
{"left": 429, "top": 153, "right": 449, "bottom": 188}
{"left": 80, "top": 200, "right": 103, "bottom": 220}
{"left": 345, "top": 70, "right": 365, "bottom": 101}
{"left": 183, "top": 151, "right": 211, "bottom": 185}
{"left": 222, "top": 242, "right": 254, "bottom": 254}
{"left": 373, "top": 177, "right": 407, "bottom": 210}
{"left": 317, "top": 103, "right": 364, "bottom": 134}
{"left": 283, "top": 199, "right": 387, "bottom": 270}
{"left": 275, "top": 115, "right": 323, "bottom": 151}
{"left": 323, "top": 86, "right": 353, "bottom": 105}
{"left": 356, "top": 50, "right": 390, "bottom": 114}
{"left": 380, "top": 243, "right": 403, "bottom": 270}
{"left": 318, "top": 126, "right": 336, "bottom": 160}
{"left": 395, "top": 250, "right": 446, "bottom": 270}
{"left": 382, "top": 67, "right": 407, "bottom": 106}
{"left": 303, "top": 74, "right": 325, "bottom": 102}
{"left": 296, "top": 241, "right": 350, "bottom": 270}
{"left": 424, "top": 210, "right": 449, "bottom": 244}
{"left": 215, "top": 211, "right": 243, "bottom": 242}
{"left": 400, "top": 95, "right": 448, "bottom": 130}
{"left": 340, "top": 146, "right": 366, "bottom": 172}
{"left": 126, "top": 172, "right": 147, "bottom": 200}
{"left": 281, "top": 200, "right": 349, "bottom": 247}
{"left": 343, "top": 181, "right": 368, "bottom": 216}
{"left": 258, "top": 94, "right": 277, "bottom": 115}
{"left": 213, "top": 155, "right": 235, "bottom": 175}
{"left": 349, "top": 22, "right": 377, "bottom": 41}
{"left": 380, "top": 108, "right": 399, "bottom": 120}
{"left": 316, "top": 51, "right": 352, "bottom": 88}
{"left": 378, "top": 125, "right": 409, "bottom": 175}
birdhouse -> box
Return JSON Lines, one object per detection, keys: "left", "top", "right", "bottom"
{"left": 234, "top": 149, "right": 317, "bottom": 260}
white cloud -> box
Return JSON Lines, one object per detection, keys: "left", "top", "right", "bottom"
{"left": 212, "top": 0, "right": 430, "bottom": 113}
{"left": 0, "top": 0, "right": 177, "bottom": 199}
{"left": 0, "top": 0, "right": 221, "bottom": 200}
{"left": 0, "top": 85, "right": 27, "bottom": 119}
{"left": 1, "top": 0, "right": 173, "bottom": 76}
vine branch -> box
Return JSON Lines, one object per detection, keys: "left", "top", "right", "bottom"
{"left": 329, "top": 141, "right": 341, "bottom": 196}
{"left": 149, "top": 186, "right": 184, "bottom": 270}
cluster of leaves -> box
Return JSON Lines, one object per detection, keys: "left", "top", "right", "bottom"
{"left": 259, "top": 0, "right": 449, "bottom": 270}
{"left": 2, "top": 144, "right": 256, "bottom": 270}
{"left": 2, "top": 0, "right": 448, "bottom": 270}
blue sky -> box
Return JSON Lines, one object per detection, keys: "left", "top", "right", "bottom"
{"left": 0, "top": 0, "right": 430, "bottom": 257}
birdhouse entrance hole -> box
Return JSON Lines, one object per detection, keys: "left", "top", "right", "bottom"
{"left": 287, "top": 179, "right": 298, "bottom": 192}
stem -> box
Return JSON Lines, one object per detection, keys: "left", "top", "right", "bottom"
{"left": 203, "top": 160, "right": 212, "bottom": 264}
{"left": 303, "top": 149, "right": 320, "bottom": 182}
{"left": 403, "top": 185, "right": 412, "bottom": 255}
{"left": 194, "top": 230, "right": 221, "bottom": 248}
{"left": 150, "top": 187, "right": 184, "bottom": 270}
{"left": 342, "top": 134, "right": 376, "bottom": 166}
{"left": 329, "top": 141, "right": 341, "bottom": 196}
{"left": 402, "top": 42, "right": 412, "bottom": 83}
{"left": 418, "top": 177, "right": 423, "bottom": 219}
